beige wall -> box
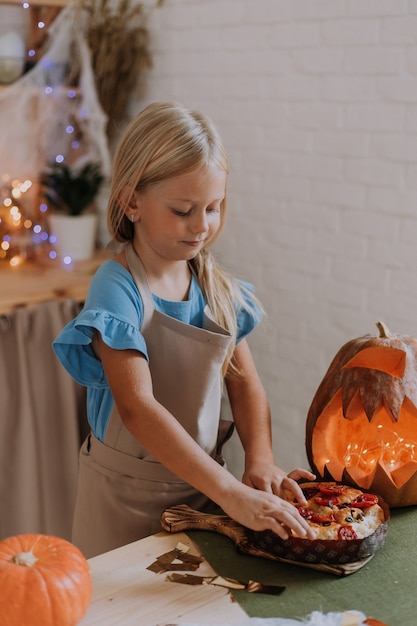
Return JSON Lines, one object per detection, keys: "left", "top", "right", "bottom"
{"left": 128, "top": 0, "right": 417, "bottom": 478}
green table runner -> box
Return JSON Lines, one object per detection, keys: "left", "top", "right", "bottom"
{"left": 187, "top": 506, "right": 417, "bottom": 626}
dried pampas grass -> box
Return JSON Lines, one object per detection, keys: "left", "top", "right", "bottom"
{"left": 78, "top": 0, "right": 164, "bottom": 134}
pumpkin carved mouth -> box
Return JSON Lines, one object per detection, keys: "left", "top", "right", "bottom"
{"left": 306, "top": 322, "right": 417, "bottom": 507}
{"left": 312, "top": 395, "right": 417, "bottom": 489}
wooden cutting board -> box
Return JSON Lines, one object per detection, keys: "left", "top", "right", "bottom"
{"left": 161, "top": 504, "right": 376, "bottom": 576}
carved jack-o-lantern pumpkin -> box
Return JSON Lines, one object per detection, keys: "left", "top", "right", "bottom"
{"left": 306, "top": 322, "right": 417, "bottom": 507}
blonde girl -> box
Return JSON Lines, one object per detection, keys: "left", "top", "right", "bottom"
{"left": 54, "top": 102, "right": 315, "bottom": 558}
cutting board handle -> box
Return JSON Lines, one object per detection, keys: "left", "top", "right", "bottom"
{"left": 160, "top": 504, "right": 248, "bottom": 545}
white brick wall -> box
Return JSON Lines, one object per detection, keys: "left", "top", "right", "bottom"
{"left": 131, "top": 0, "right": 417, "bottom": 478}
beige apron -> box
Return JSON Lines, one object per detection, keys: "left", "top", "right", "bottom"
{"left": 72, "top": 244, "right": 233, "bottom": 558}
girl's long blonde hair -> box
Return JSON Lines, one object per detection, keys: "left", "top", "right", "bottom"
{"left": 107, "top": 102, "right": 257, "bottom": 375}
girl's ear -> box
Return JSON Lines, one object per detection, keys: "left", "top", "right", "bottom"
{"left": 118, "top": 188, "right": 141, "bottom": 219}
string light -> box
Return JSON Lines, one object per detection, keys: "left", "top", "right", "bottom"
{"left": 0, "top": 3, "right": 101, "bottom": 268}
{"left": 0, "top": 177, "right": 48, "bottom": 266}
{"left": 9, "top": 255, "right": 24, "bottom": 267}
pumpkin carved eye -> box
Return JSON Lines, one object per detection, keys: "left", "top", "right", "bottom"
{"left": 306, "top": 322, "right": 417, "bottom": 508}
{"left": 343, "top": 346, "right": 406, "bottom": 378}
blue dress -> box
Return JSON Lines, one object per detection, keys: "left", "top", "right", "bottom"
{"left": 53, "top": 259, "right": 261, "bottom": 442}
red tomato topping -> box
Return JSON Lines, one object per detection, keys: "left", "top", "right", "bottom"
{"left": 315, "top": 497, "right": 339, "bottom": 507}
{"left": 338, "top": 526, "right": 358, "bottom": 541}
{"left": 351, "top": 493, "right": 379, "bottom": 508}
{"left": 318, "top": 483, "right": 345, "bottom": 496}
{"left": 311, "top": 512, "right": 336, "bottom": 524}
{"left": 298, "top": 507, "right": 335, "bottom": 524}
{"left": 298, "top": 507, "right": 313, "bottom": 520}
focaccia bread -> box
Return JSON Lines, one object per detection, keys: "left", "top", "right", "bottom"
{"left": 289, "top": 482, "right": 385, "bottom": 541}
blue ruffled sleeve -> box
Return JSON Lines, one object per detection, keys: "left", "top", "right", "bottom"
{"left": 52, "top": 261, "right": 148, "bottom": 388}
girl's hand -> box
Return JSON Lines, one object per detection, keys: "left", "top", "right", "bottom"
{"left": 220, "top": 481, "right": 316, "bottom": 541}
{"left": 242, "top": 463, "right": 316, "bottom": 506}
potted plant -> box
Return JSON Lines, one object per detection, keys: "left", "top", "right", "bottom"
{"left": 40, "top": 161, "right": 104, "bottom": 261}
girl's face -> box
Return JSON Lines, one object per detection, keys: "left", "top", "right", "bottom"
{"left": 132, "top": 164, "right": 226, "bottom": 263}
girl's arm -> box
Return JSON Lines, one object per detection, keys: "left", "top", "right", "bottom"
{"left": 225, "top": 339, "right": 315, "bottom": 502}
{"left": 96, "top": 333, "right": 315, "bottom": 540}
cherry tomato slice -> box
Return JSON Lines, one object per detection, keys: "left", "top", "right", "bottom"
{"left": 298, "top": 507, "right": 335, "bottom": 524}
{"left": 315, "top": 497, "right": 339, "bottom": 507}
{"left": 318, "top": 483, "right": 345, "bottom": 496}
{"left": 338, "top": 525, "right": 358, "bottom": 540}
{"left": 311, "top": 512, "right": 336, "bottom": 524}
{"left": 298, "top": 507, "right": 313, "bottom": 520}
{"left": 351, "top": 493, "right": 379, "bottom": 508}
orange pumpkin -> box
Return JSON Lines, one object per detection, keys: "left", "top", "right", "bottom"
{"left": 306, "top": 322, "right": 417, "bottom": 507}
{"left": 0, "top": 533, "right": 92, "bottom": 626}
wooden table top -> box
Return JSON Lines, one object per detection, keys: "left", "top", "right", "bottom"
{"left": 79, "top": 531, "right": 247, "bottom": 626}
{"left": 0, "top": 250, "right": 112, "bottom": 315}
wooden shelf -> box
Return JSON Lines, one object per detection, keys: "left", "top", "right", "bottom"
{"left": 0, "top": 250, "right": 112, "bottom": 315}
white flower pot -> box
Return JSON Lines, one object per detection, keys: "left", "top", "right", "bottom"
{"left": 0, "top": 33, "right": 25, "bottom": 84}
{"left": 49, "top": 214, "right": 98, "bottom": 261}
{"left": 0, "top": 7, "right": 27, "bottom": 84}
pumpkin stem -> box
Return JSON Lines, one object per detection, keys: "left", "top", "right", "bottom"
{"left": 376, "top": 321, "right": 391, "bottom": 339}
{"left": 12, "top": 550, "right": 38, "bottom": 567}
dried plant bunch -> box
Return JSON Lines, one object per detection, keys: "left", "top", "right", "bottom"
{"left": 78, "top": 0, "right": 164, "bottom": 133}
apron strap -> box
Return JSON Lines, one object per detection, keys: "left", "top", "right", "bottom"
{"left": 125, "top": 242, "right": 154, "bottom": 335}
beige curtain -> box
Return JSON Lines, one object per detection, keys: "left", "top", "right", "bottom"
{"left": 0, "top": 299, "right": 88, "bottom": 541}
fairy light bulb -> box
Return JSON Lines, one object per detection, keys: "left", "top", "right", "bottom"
{"left": 344, "top": 423, "right": 417, "bottom": 473}
{"left": 10, "top": 255, "right": 24, "bottom": 267}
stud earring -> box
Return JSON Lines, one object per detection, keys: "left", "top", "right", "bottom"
{"left": 130, "top": 214, "right": 135, "bottom": 223}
